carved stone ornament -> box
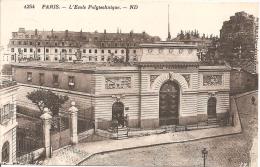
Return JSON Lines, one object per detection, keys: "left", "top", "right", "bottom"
{"left": 203, "top": 75, "right": 222, "bottom": 86}
{"left": 105, "top": 77, "right": 131, "bottom": 89}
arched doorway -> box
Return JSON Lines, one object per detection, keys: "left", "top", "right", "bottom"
{"left": 112, "top": 101, "right": 124, "bottom": 126}
{"left": 159, "top": 80, "right": 180, "bottom": 126}
{"left": 2, "top": 141, "right": 10, "bottom": 163}
{"left": 207, "top": 97, "right": 217, "bottom": 118}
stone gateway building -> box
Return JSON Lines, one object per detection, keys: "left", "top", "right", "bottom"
{"left": 12, "top": 42, "right": 230, "bottom": 129}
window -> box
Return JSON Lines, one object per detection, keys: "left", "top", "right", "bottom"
{"left": 121, "top": 50, "right": 124, "bottom": 54}
{"left": 95, "top": 56, "right": 98, "bottom": 61}
{"left": 38, "top": 42, "right": 40, "bottom": 46}
{"left": 148, "top": 49, "right": 153, "bottom": 53}
{"left": 54, "top": 57, "right": 58, "bottom": 61}
{"left": 12, "top": 41, "right": 14, "bottom": 45}
{"left": 115, "top": 43, "right": 118, "bottom": 47}
{"left": 24, "top": 48, "right": 27, "bottom": 52}
{"left": 178, "top": 49, "right": 183, "bottom": 54}
{"left": 62, "top": 42, "right": 64, "bottom": 46}
{"left": 46, "top": 55, "right": 49, "bottom": 61}
{"left": 30, "top": 48, "right": 33, "bottom": 52}
{"left": 27, "top": 72, "right": 32, "bottom": 82}
{"left": 55, "top": 43, "right": 58, "bottom": 46}
{"left": 101, "top": 43, "right": 104, "bottom": 47}
{"left": 37, "top": 48, "right": 41, "bottom": 53}
{"left": 115, "top": 50, "right": 118, "bottom": 54}
{"left": 101, "top": 50, "right": 104, "bottom": 54}
{"left": 0, "top": 104, "right": 13, "bottom": 124}
{"left": 53, "top": 74, "right": 59, "bottom": 86}
{"left": 69, "top": 49, "right": 72, "bottom": 53}
{"left": 133, "top": 50, "right": 136, "bottom": 54}
{"left": 18, "top": 41, "right": 21, "bottom": 45}
{"left": 108, "top": 50, "right": 111, "bottom": 54}
{"left": 68, "top": 76, "right": 75, "bottom": 89}
{"left": 62, "top": 49, "right": 66, "bottom": 53}
{"left": 11, "top": 48, "right": 14, "bottom": 52}
{"left": 83, "top": 49, "right": 86, "bottom": 53}
{"left": 39, "top": 73, "right": 44, "bottom": 86}
{"left": 55, "top": 49, "right": 58, "bottom": 53}
{"left": 46, "top": 42, "right": 49, "bottom": 45}
{"left": 89, "top": 49, "right": 92, "bottom": 53}
{"left": 101, "top": 56, "right": 105, "bottom": 61}
{"left": 95, "top": 49, "right": 97, "bottom": 53}
{"left": 89, "top": 56, "right": 92, "bottom": 61}
{"left": 23, "top": 41, "right": 27, "bottom": 45}
{"left": 46, "top": 48, "right": 49, "bottom": 53}
{"left": 69, "top": 56, "right": 72, "bottom": 61}
{"left": 30, "top": 42, "right": 33, "bottom": 45}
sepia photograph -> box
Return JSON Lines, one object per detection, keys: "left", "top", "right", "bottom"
{"left": 0, "top": 0, "right": 258, "bottom": 166}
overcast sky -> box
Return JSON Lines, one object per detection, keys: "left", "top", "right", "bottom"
{"left": 0, "top": 0, "right": 259, "bottom": 47}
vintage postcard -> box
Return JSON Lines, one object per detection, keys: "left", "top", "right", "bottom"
{"left": 0, "top": 0, "right": 258, "bottom": 166}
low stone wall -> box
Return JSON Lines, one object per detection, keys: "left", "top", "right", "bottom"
{"left": 16, "top": 148, "right": 44, "bottom": 164}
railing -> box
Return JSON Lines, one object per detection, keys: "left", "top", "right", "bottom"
{"left": 0, "top": 108, "right": 14, "bottom": 125}
{"left": 0, "top": 81, "right": 17, "bottom": 89}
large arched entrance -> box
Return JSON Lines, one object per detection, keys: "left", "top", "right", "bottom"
{"left": 159, "top": 80, "right": 180, "bottom": 126}
{"left": 207, "top": 97, "right": 217, "bottom": 118}
{"left": 2, "top": 141, "right": 10, "bottom": 163}
{"left": 112, "top": 101, "right": 124, "bottom": 126}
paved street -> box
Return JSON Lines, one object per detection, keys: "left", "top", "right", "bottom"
{"left": 80, "top": 91, "right": 257, "bottom": 167}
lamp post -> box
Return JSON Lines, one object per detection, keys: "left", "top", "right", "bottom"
{"left": 201, "top": 148, "right": 208, "bottom": 167}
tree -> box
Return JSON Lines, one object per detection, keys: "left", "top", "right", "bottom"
{"left": 27, "top": 89, "right": 69, "bottom": 116}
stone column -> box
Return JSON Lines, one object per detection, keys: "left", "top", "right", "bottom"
{"left": 40, "top": 108, "right": 52, "bottom": 158}
{"left": 69, "top": 101, "right": 78, "bottom": 145}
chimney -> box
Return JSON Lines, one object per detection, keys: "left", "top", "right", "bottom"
{"left": 104, "top": 29, "right": 106, "bottom": 34}
{"left": 51, "top": 29, "right": 54, "bottom": 37}
{"left": 117, "top": 28, "right": 119, "bottom": 33}
{"left": 35, "top": 29, "right": 38, "bottom": 35}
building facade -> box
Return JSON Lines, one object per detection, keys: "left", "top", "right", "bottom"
{"left": 7, "top": 28, "right": 160, "bottom": 64}
{"left": 12, "top": 42, "right": 231, "bottom": 129}
{"left": 0, "top": 79, "right": 18, "bottom": 163}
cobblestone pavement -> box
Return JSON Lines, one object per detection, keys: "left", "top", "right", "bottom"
{"left": 80, "top": 91, "right": 257, "bottom": 167}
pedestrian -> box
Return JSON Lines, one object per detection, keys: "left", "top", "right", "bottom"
{"left": 251, "top": 96, "right": 256, "bottom": 105}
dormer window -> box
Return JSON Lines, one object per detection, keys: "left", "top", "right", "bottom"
{"left": 148, "top": 49, "right": 153, "bottom": 53}
{"left": 27, "top": 72, "right": 32, "bottom": 82}
{"left": 169, "top": 49, "right": 173, "bottom": 53}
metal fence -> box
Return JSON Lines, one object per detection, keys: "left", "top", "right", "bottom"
{"left": 50, "top": 114, "right": 71, "bottom": 151}
{"left": 16, "top": 119, "right": 44, "bottom": 157}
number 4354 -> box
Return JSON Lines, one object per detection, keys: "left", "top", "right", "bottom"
{"left": 24, "top": 4, "right": 35, "bottom": 9}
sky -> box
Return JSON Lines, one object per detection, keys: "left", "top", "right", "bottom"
{"left": 0, "top": 0, "right": 259, "bottom": 47}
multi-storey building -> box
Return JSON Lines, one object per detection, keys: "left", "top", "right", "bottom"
{"left": 0, "top": 78, "right": 18, "bottom": 163}
{"left": 172, "top": 30, "right": 219, "bottom": 62}
{"left": 7, "top": 28, "right": 160, "bottom": 63}
{"left": 12, "top": 42, "right": 230, "bottom": 129}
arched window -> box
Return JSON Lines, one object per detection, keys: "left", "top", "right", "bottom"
{"left": 2, "top": 141, "right": 10, "bottom": 163}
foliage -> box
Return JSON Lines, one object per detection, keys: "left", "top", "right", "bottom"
{"left": 26, "top": 89, "right": 69, "bottom": 116}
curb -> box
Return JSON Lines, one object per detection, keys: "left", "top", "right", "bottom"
{"left": 76, "top": 128, "right": 242, "bottom": 166}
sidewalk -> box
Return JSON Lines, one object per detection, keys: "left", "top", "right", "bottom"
{"left": 43, "top": 100, "right": 242, "bottom": 166}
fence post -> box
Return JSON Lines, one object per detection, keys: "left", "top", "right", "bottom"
{"left": 68, "top": 101, "right": 78, "bottom": 145}
{"left": 40, "top": 108, "right": 52, "bottom": 159}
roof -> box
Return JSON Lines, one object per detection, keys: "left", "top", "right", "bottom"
{"left": 11, "top": 61, "right": 137, "bottom": 72}
{"left": 0, "top": 78, "right": 17, "bottom": 90}
{"left": 140, "top": 41, "right": 197, "bottom": 48}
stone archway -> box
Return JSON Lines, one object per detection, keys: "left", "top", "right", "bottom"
{"left": 207, "top": 97, "right": 217, "bottom": 118}
{"left": 159, "top": 80, "right": 180, "bottom": 126}
{"left": 2, "top": 141, "right": 10, "bottom": 163}
{"left": 112, "top": 101, "right": 124, "bottom": 126}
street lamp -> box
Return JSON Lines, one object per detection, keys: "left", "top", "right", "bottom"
{"left": 201, "top": 148, "right": 208, "bottom": 167}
